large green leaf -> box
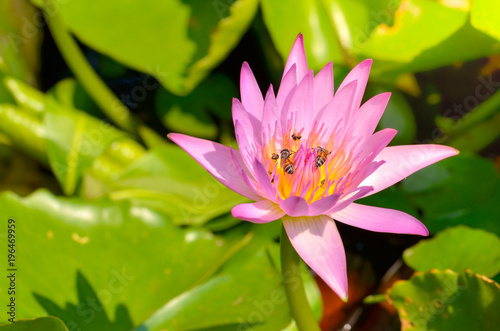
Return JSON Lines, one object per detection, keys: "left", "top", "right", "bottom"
{"left": 471, "top": 0, "right": 500, "bottom": 40}
{"left": 319, "top": 0, "right": 399, "bottom": 52}
{"left": 387, "top": 270, "right": 500, "bottom": 330}
{"left": 139, "top": 221, "right": 322, "bottom": 331}
{"left": 401, "top": 153, "right": 500, "bottom": 236}
{"left": 358, "top": 0, "right": 467, "bottom": 63}
{"left": 0, "top": 190, "right": 290, "bottom": 330}
{"left": 107, "top": 144, "right": 248, "bottom": 226}
{"left": 403, "top": 226, "right": 500, "bottom": 278}
{"left": 370, "top": 18, "right": 500, "bottom": 81}
{"left": 36, "top": 0, "right": 257, "bottom": 95}
{"left": 0, "top": 316, "right": 68, "bottom": 330}
{"left": 138, "top": 222, "right": 287, "bottom": 331}
{"left": 261, "top": 0, "right": 345, "bottom": 69}
{"left": 43, "top": 103, "right": 129, "bottom": 195}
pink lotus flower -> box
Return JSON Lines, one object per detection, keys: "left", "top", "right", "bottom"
{"left": 169, "top": 34, "right": 458, "bottom": 300}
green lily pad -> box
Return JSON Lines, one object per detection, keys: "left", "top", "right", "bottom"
{"left": 319, "top": 0, "right": 399, "bottom": 52}
{"left": 0, "top": 190, "right": 290, "bottom": 330}
{"left": 139, "top": 223, "right": 291, "bottom": 331}
{"left": 260, "top": 0, "right": 345, "bottom": 69}
{"left": 404, "top": 226, "right": 500, "bottom": 277}
{"left": 371, "top": 18, "right": 500, "bottom": 81}
{"left": 108, "top": 144, "right": 248, "bottom": 226}
{"left": 35, "top": 0, "right": 257, "bottom": 95}
{"left": 358, "top": 0, "right": 468, "bottom": 63}
{"left": 0, "top": 316, "right": 68, "bottom": 330}
{"left": 43, "top": 103, "right": 128, "bottom": 195}
{"left": 471, "top": 0, "right": 500, "bottom": 40}
{"left": 401, "top": 153, "right": 500, "bottom": 236}
{"left": 387, "top": 270, "right": 500, "bottom": 330}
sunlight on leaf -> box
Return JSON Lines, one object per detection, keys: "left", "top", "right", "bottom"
{"left": 404, "top": 226, "right": 500, "bottom": 277}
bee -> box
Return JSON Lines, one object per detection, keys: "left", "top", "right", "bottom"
{"left": 271, "top": 153, "right": 279, "bottom": 160}
{"left": 280, "top": 149, "right": 294, "bottom": 175}
{"left": 291, "top": 133, "right": 302, "bottom": 141}
{"left": 315, "top": 146, "right": 329, "bottom": 168}
{"left": 320, "top": 179, "right": 325, "bottom": 186}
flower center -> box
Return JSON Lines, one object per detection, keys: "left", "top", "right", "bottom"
{"left": 261, "top": 126, "right": 357, "bottom": 202}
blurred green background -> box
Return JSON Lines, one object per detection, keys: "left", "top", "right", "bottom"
{"left": 0, "top": 0, "right": 499, "bottom": 330}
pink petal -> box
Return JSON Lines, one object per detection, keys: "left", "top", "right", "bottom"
{"left": 279, "top": 196, "right": 310, "bottom": 217}
{"left": 277, "top": 64, "right": 297, "bottom": 111}
{"left": 283, "top": 215, "right": 348, "bottom": 300}
{"left": 253, "top": 158, "right": 278, "bottom": 203}
{"left": 313, "top": 62, "right": 334, "bottom": 117}
{"left": 234, "top": 121, "right": 257, "bottom": 176}
{"left": 337, "top": 59, "right": 372, "bottom": 112}
{"left": 283, "top": 33, "right": 309, "bottom": 83}
{"left": 328, "top": 186, "right": 373, "bottom": 213}
{"left": 282, "top": 70, "right": 314, "bottom": 135}
{"left": 240, "top": 62, "right": 264, "bottom": 121}
{"left": 232, "top": 200, "right": 284, "bottom": 223}
{"left": 308, "top": 193, "right": 340, "bottom": 216}
{"left": 229, "top": 148, "right": 265, "bottom": 198}
{"left": 346, "top": 129, "right": 397, "bottom": 191}
{"left": 232, "top": 98, "right": 262, "bottom": 148}
{"left": 351, "top": 92, "right": 391, "bottom": 141}
{"left": 359, "top": 145, "right": 459, "bottom": 197}
{"left": 261, "top": 85, "right": 280, "bottom": 142}
{"left": 313, "top": 80, "right": 357, "bottom": 138}
{"left": 315, "top": 80, "right": 357, "bottom": 123}
{"left": 357, "top": 128, "right": 398, "bottom": 161}
{"left": 169, "top": 133, "right": 261, "bottom": 201}
{"left": 331, "top": 203, "right": 429, "bottom": 236}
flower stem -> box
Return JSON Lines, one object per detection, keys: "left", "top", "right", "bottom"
{"left": 280, "top": 226, "right": 321, "bottom": 331}
{"left": 44, "top": 10, "right": 138, "bottom": 135}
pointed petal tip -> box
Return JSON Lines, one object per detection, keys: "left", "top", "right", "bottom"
{"left": 167, "top": 132, "right": 182, "bottom": 143}
{"left": 337, "top": 79, "right": 358, "bottom": 96}
{"left": 387, "top": 128, "right": 398, "bottom": 136}
{"left": 360, "top": 58, "right": 373, "bottom": 67}
{"left": 284, "top": 33, "right": 308, "bottom": 82}
{"left": 241, "top": 62, "right": 254, "bottom": 77}
{"left": 232, "top": 97, "right": 241, "bottom": 107}
{"left": 380, "top": 91, "right": 391, "bottom": 99}
{"left": 295, "top": 32, "right": 304, "bottom": 43}
{"left": 341, "top": 295, "right": 349, "bottom": 303}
